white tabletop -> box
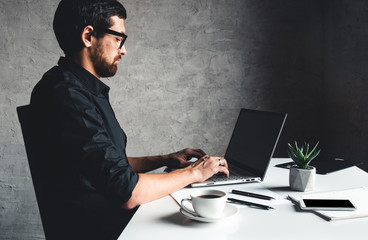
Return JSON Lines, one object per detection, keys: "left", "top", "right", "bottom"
{"left": 119, "top": 158, "right": 368, "bottom": 240}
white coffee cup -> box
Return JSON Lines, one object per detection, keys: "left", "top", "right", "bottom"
{"left": 180, "top": 189, "right": 227, "bottom": 218}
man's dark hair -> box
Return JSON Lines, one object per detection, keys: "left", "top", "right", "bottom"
{"left": 53, "top": 0, "right": 127, "bottom": 56}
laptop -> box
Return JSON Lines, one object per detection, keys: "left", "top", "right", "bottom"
{"left": 191, "top": 108, "right": 287, "bottom": 187}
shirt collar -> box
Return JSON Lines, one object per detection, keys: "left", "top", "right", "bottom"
{"left": 58, "top": 57, "right": 110, "bottom": 96}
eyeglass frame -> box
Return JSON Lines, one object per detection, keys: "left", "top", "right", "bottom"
{"left": 100, "top": 28, "right": 128, "bottom": 49}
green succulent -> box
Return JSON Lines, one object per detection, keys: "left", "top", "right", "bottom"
{"left": 287, "top": 141, "right": 321, "bottom": 169}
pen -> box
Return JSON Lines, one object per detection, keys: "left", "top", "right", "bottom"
{"left": 232, "top": 189, "right": 275, "bottom": 200}
{"left": 227, "top": 197, "right": 274, "bottom": 210}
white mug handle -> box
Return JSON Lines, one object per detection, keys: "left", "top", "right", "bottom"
{"left": 181, "top": 198, "right": 197, "bottom": 216}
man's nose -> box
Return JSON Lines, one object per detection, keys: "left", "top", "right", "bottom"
{"left": 120, "top": 45, "right": 127, "bottom": 55}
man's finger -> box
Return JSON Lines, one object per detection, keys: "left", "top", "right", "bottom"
{"left": 220, "top": 166, "right": 230, "bottom": 177}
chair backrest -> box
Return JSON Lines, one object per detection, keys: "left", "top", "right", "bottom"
{"left": 17, "top": 105, "right": 52, "bottom": 239}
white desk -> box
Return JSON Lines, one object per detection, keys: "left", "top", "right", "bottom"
{"left": 119, "top": 159, "right": 368, "bottom": 240}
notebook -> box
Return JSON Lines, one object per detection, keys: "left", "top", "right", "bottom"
{"left": 191, "top": 108, "right": 287, "bottom": 187}
{"left": 288, "top": 187, "right": 368, "bottom": 221}
{"left": 275, "top": 158, "right": 363, "bottom": 174}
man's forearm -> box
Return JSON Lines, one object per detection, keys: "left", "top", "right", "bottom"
{"left": 127, "top": 155, "right": 169, "bottom": 173}
{"left": 122, "top": 155, "right": 229, "bottom": 210}
{"left": 122, "top": 166, "right": 199, "bottom": 209}
{"left": 128, "top": 148, "right": 206, "bottom": 173}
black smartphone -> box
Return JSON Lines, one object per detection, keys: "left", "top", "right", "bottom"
{"left": 299, "top": 199, "right": 357, "bottom": 211}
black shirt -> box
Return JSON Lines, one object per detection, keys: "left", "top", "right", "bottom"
{"left": 30, "top": 57, "right": 138, "bottom": 239}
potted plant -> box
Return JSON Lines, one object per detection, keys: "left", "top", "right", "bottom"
{"left": 287, "top": 141, "right": 321, "bottom": 192}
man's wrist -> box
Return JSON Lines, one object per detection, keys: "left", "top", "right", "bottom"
{"left": 187, "top": 164, "right": 202, "bottom": 183}
{"left": 160, "top": 154, "right": 171, "bottom": 166}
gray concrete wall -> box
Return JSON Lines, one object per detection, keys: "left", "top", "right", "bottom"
{"left": 4, "top": 0, "right": 367, "bottom": 239}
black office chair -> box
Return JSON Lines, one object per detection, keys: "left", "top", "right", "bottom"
{"left": 17, "top": 105, "right": 53, "bottom": 239}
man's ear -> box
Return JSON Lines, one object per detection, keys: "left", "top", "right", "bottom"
{"left": 81, "top": 25, "right": 94, "bottom": 48}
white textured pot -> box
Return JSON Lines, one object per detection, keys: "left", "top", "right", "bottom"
{"left": 289, "top": 165, "right": 316, "bottom": 192}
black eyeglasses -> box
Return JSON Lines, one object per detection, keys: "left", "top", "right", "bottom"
{"left": 101, "top": 29, "right": 128, "bottom": 49}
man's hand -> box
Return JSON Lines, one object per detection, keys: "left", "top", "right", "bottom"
{"left": 190, "top": 155, "right": 229, "bottom": 182}
{"left": 167, "top": 148, "right": 206, "bottom": 168}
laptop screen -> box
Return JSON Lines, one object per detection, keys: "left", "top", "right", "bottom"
{"left": 224, "top": 109, "right": 287, "bottom": 179}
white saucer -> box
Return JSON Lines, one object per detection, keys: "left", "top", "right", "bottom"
{"left": 180, "top": 204, "right": 239, "bottom": 222}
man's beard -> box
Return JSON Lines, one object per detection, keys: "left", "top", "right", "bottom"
{"left": 91, "top": 44, "right": 120, "bottom": 78}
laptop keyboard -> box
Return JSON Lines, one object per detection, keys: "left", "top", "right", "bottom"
{"left": 209, "top": 172, "right": 245, "bottom": 182}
